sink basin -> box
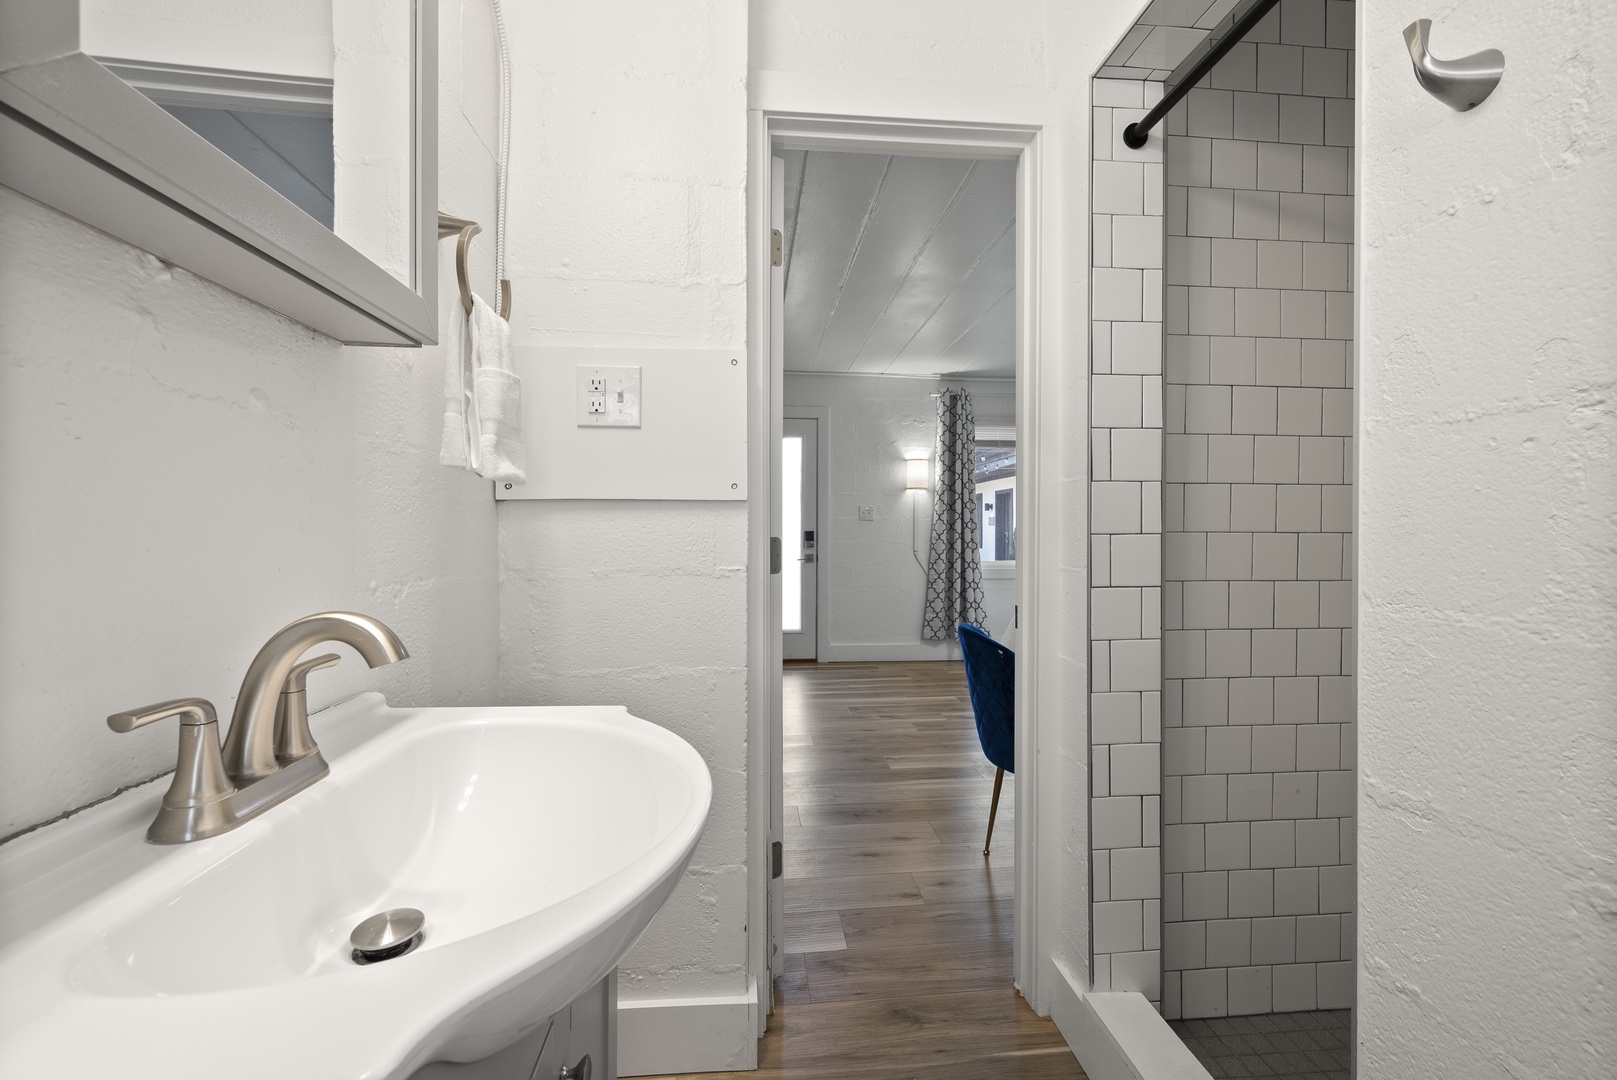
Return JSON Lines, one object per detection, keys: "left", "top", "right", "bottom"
{"left": 0, "top": 694, "right": 711, "bottom": 1078}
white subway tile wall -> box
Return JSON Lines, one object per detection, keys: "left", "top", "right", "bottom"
{"left": 1156, "top": 0, "right": 1355, "bottom": 1021}
{"left": 1091, "top": 75, "right": 1166, "bottom": 1004}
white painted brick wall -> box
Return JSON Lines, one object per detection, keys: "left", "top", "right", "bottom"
{"left": 0, "top": 0, "right": 504, "bottom": 839}
{"left": 494, "top": 0, "right": 752, "bottom": 1007}
{"left": 1360, "top": 0, "right": 1617, "bottom": 1074}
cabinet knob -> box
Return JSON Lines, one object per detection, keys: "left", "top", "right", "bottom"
{"left": 558, "top": 1054, "right": 592, "bottom": 1080}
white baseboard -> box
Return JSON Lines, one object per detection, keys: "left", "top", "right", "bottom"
{"left": 617, "top": 980, "right": 759, "bottom": 1076}
{"left": 1050, "top": 958, "right": 1096, "bottom": 1054}
{"left": 1049, "top": 960, "right": 1210, "bottom": 1080}
{"left": 819, "top": 641, "right": 960, "bottom": 662}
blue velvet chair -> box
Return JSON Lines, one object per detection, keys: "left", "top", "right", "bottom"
{"left": 958, "top": 623, "right": 1014, "bottom": 855}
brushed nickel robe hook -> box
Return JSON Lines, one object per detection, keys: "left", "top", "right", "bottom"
{"left": 1404, "top": 19, "right": 1504, "bottom": 112}
{"left": 437, "top": 213, "right": 513, "bottom": 320}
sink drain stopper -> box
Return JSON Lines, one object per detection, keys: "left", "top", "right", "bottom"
{"left": 350, "top": 907, "right": 425, "bottom": 965}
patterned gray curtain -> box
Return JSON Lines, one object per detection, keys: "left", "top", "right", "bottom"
{"left": 922, "top": 388, "right": 987, "bottom": 641}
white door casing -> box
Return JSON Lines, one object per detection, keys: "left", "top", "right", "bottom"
{"left": 747, "top": 76, "right": 1063, "bottom": 1028}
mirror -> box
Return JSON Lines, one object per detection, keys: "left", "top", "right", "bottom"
{"left": 84, "top": 1, "right": 347, "bottom": 233}
{"left": 0, "top": 0, "right": 436, "bottom": 345}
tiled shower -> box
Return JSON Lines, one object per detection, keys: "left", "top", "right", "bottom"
{"left": 1089, "top": 0, "right": 1357, "bottom": 1023}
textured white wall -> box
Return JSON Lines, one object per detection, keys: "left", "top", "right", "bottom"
{"left": 0, "top": 0, "right": 504, "bottom": 840}
{"left": 751, "top": 0, "right": 1048, "bottom": 86}
{"left": 1358, "top": 0, "right": 1617, "bottom": 1075}
{"left": 494, "top": 0, "right": 752, "bottom": 1010}
{"left": 784, "top": 373, "right": 1014, "bottom": 660}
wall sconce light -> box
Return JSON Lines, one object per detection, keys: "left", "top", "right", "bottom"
{"left": 905, "top": 456, "right": 931, "bottom": 491}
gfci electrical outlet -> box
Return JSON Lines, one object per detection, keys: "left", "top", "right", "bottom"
{"left": 576, "top": 366, "right": 641, "bottom": 427}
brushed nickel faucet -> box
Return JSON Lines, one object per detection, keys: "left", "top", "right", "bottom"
{"left": 108, "top": 612, "right": 408, "bottom": 844}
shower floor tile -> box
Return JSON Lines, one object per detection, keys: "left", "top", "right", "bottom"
{"left": 1168, "top": 1010, "right": 1350, "bottom": 1080}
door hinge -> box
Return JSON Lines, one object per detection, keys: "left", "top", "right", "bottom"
{"left": 770, "top": 536, "right": 782, "bottom": 575}
{"left": 771, "top": 840, "right": 783, "bottom": 879}
{"left": 770, "top": 228, "right": 783, "bottom": 267}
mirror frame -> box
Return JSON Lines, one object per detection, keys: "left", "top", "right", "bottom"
{"left": 0, "top": 2, "right": 438, "bottom": 347}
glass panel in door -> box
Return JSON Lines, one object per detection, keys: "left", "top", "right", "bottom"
{"left": 782, "top": 418, "right": 819, "bottom": 659}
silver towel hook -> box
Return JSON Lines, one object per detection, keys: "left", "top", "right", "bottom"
{"left": 1403, "top": 19, "right": 1504, "bottom": 112}
{"left": 436, "top": 213, "right": 513, "bottom": 320}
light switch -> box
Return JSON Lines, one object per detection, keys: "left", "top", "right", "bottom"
{"left": 577, "top": 366, "right": 641, "bottom": 427}
{"left": 858, "top": 506, "right": 876, "bottom": 521}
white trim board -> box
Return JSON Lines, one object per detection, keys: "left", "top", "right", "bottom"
{"left": 751, "top": 69, "right": 1051, "bottom": 131}
{"left": 819, "top": 641, "right": 962, "bottom": 663}
{"left": 1049, "top": 962, "right": 1212, "bottom": 1080}
{"left": 783, "top": 369, "right": 1017, "bottom": 386}
{"left": 617, "top": 982, "right": 760, "bottom": 1076}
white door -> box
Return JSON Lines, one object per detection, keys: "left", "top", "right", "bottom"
{"left": 781, "top": 417, "right": 819, "bottom": 660}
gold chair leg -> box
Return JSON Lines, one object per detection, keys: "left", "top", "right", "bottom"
{"left": 984, "top": 766, "right": 1004, "bottom": 856}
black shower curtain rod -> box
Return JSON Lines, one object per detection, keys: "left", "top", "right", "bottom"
{"left": 1122, "top": 0, "right": 1283, "bottom": 149}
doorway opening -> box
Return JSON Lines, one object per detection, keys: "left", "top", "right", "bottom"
{"left": 744, "top": 103, "right": 1060, "bottom": 1071}
{"left": 774, "top": 143, "right": 1021, "bottom": 994}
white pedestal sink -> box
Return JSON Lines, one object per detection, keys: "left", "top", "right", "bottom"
{"left": 0, "top": 694, "right": 711, "bottom": 1079}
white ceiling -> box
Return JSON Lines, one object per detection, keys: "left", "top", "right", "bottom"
{"left": 780, "top": 149, "right": 1016, "bottom": 379}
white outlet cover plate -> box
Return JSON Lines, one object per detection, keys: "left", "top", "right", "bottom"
{"left": 577, "top": 366, "right": 641, "bottom": 427}
{"left": 858, "top": 506, "right": 876, "bottom": 521}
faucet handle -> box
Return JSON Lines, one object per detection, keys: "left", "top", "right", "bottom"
{"left": 108, "top": 697, "right": 218, "bottom": 732}
{"left": 286, "top": 652, "right": 341, "bottom": 692}
{"left": 107, "top": 698, "right": 236, "bottom": 844}
{"left": 275, "top": 653, "right": 341, "bottom": 764}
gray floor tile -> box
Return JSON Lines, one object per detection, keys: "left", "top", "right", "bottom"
{"left": 1173, "top": 1010, "right": 1351, "bottom": 1080}
{"left": 1219, "top": 1033, "right": 1260, "bottom": 1056}
{"left": 1266, "top": 1031, "right": 1302, "bottom": 1053}
{"left": 1245, "top": 1033, "right": 1279, "bottom": 1054}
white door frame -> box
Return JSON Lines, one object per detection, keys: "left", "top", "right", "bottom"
{"left": 746, "top": 71, "right": 1064, "bottom": 1024}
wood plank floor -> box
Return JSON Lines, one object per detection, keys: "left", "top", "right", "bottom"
{"left": 641, "top": 661, "right": 1085, "bottom": 1080}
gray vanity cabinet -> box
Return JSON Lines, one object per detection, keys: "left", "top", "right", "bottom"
{"left": 564, "top": 969, "right": 618, "bottom": 1079}
{"left": 409, "top": 971, "right": 617, "bottom": 1080}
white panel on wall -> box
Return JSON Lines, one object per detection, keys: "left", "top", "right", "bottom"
{"left": 498, "top": 347, "right": 748, "bottom": 501}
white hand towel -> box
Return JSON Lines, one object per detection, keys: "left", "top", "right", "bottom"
{"left": 440, "top": 294, "right": 527, "bottom": 484}
{"left": 439, "top": 304, "right": 473, "bottom": 469}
